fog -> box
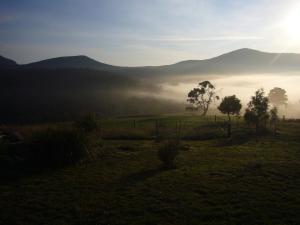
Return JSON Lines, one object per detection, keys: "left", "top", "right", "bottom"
{"left": 155, "top": 74, "right": 300, "bottom": 118}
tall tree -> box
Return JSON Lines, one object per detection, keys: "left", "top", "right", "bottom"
{"left": 218, "top": 95, "right": 242, "bottom": 137}
{"left": 268, "top": 87, "right": 288, "bottom": 107}
{"left": 244, "top": 89, "right": 269, "bottom": 133}
{"left": 187, "top": 81, "right": 219, "bottom": 116}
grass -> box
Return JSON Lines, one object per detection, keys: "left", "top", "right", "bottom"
{"left": 1, "top": 114, "right": 300, "bottom": 225}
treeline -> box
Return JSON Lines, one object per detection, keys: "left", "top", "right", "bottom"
{"left": 187, "top": 81, "right": 287, "bottom": 136}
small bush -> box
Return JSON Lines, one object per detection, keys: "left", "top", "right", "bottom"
{"left": 0, "top": 140, "right": 29, "bottom": 170}
{"left": 29, "top": 128, "right": 89, "bottom": 168}
{"left": 0, "top": 141, "right": 12, "bottom": 169}
{"left": 158, "top": 140, "right": 180, "bottom": 169}
{"left": 75, "top": 113, "right": 98, "bottom": 133}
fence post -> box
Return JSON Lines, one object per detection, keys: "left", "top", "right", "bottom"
{"left": 155, "top": 120, "right": 158, "bottom": 141}
{"left": 133, "top": 120, "right": 136, "bottom": 128}
{"left": 99, "top": 119, "right": 103, "bottom": 139}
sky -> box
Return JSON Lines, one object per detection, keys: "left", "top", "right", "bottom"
{"left": 1, "top": 0, "right": 300, "bottom": 66}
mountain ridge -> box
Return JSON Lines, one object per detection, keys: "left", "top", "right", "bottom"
{"left": 2, "top": 48, "right": 300, "bottom": 74}
{"left": 0, "top": 55, "right": 17, "bottom": 67}
{"left": 1, "top": 48, "right": 300, "bottom": 123}
{"left": 22, "top": 55, "right": 121, "bottom": 70}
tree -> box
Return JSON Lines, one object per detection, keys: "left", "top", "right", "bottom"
{"left": 270, "top": 107, "right": 279, "bottom": 135}
{"left": 244, "top": 109, "right": 256, "bottom": 128}
{"left": 268, "top": 87, "right": 288, "bottom": 107}
{"left": 187, "top": 81, "right": 219, "bottom": 116}
{"left": 218, "top": 95, "right": 242, "bottom": 137}
{"left": 244, "top": 89, "right": 269, "bottom": 133}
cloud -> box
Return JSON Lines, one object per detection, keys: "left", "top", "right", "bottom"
{"left": 0, "top": 14, "right": 17, "bottom": 23}
{"left": 142, "top": 36, "right": 262, "bottom": 42}
{"left": 2, "top": 0, "right": 300, "bottom": 66}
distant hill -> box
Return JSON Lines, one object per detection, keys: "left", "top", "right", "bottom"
{"left": 0, "top": 55, "right": 17, "bottom": 68}
{"left": 156, "top": 48, "right": 300, "bottom": 75}
{"left": 2, "top": 48, "right": 300, "bottom": 123}
{"left": 23, "top": 55, "right": 121, "bottom": 70}
{"left": 2, "top": 48, "right": 300, "bottom": 74}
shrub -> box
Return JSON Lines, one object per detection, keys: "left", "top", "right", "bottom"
{"left": 75, "top": 113, "right": 98, "bottom": 133}
{"left": 0, "top": 140, "right": 11, "bottom": 169}
{"left": 29, "top": 128, "right": 89, "bottom": 168}
{"left": 158, "top": 140, "right": 180, "bottom": 169}
{"left": 0, "top": 140, "right": 29, "bottom": 170}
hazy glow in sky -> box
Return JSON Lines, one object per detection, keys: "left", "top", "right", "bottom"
{"left": 1, "top": 0, "right": 300, "bottom": 66}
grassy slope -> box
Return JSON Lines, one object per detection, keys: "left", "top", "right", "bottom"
{"left": 1, "top": 115, "right": 300, "bottom": 225}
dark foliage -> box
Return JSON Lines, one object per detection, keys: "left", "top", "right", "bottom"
{"left": 244, "top": 89, "right": 269, "bottom": 133}
{"left": 218, "top": 95, "right": 242, "bottom": 137}
{"left": 75, "top": 113, "right": 99, "bottom": 133}
{"left": 0, "top": 68, "right": 181, "bottom": 123}
{"left": 158, "top": 140, "right": 180, "bottom": 169}
{"left": 29, "top": 128, "right": 89, "bottom": 168}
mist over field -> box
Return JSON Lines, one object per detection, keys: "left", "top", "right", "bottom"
{"left": 1, "top": 48, "right": 300, "bottom": 122}
{"left": 123, "top": 70, "right": 300, "bottom": 118}
{"left": 156, "top": 73, "right": 300, "bottom": 117}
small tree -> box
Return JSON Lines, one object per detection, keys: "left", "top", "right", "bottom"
{"left": 218, "top": 95, "right": 242, "bottom": 137}
{"left": 268, "top": 87, "right": 288, "bottom": 107}
{"left": 244, "top": 89, "right": 269, "bottom": 133}
{"left": 244, "top": 109, "right": 256, "bottom": 128}
{"left": 270, "top": 107, "right": 279, "bottom": 135}
{"left": 187, "top": 81, "right": 219, "bottom": 116}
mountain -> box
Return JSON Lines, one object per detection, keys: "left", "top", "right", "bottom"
{"left": 3, "top": 48, "right": 300, "bottom": 74}
{"left": 0, "top": 55, "right": 17, "bottom": 68}
{"left": 23, "top": 55, "right": 120, "bottom": 70}
{"left": 157, "top": 48, "right": 300, "bottom": 75}
{"left": 1, "top": 48, "right": 300, "bottom": 123}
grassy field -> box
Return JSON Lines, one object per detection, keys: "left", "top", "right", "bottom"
{"left": 1, "top": 114, "right": 300, "bottom": 225}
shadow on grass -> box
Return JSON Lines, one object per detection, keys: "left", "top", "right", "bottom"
{"left": 0, "top": 166, "right": 53, "bottom": 184}
{"left": 123, "top": 167, "right": 165, "bottom": 187}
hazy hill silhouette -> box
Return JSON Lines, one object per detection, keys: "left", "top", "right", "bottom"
{"left": 23, "top": 55, "right": 121, "bottom": 70}
{"left": 0, "top": 55, "right": 17, "bottom": 67}
{"left": 158, "top": 48, "right": 300, "bottom": 75}
{"left": 2, "top": 48, "right": 300, "bottom": 74}
{"left": 0, "top": 68, "right": 171, "bottom": 123}
{"left": 1, "top": 48, "right": 300, "bottom": 123}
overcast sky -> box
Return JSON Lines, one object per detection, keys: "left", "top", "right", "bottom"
{"left": 1, "top": 0, "right": 300, "bottom": 66}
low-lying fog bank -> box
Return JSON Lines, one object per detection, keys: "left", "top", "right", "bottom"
{"left": 139, "top": 73, "right": 300, "bottom": 118}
